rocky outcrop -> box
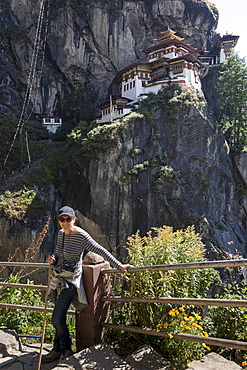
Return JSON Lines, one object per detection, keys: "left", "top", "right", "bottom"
{"left": 0, "top": 0, "right": 218, "bottom": 116}
{"left": 0, "top": 331, "right": 243, "bottom": 369}
{"left": 57, "top": 100, "right": 247, "bottom": 261}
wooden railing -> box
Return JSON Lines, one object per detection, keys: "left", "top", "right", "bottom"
{"left": 0, "top": 262, "right": 51, "bottom": 370}
{"left": 101, "top": 259, "right": 247, "bottom": 351}
{"left": 1, "top": 258, "right": 247, "bottom": 368}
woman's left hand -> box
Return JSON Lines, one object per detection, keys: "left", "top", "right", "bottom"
{"left": 118, "top": 264, "right": 133, "bottom": 273}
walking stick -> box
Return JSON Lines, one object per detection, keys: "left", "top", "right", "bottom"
{"left": 37, "top": 264, "right": 51, "bottom": 370}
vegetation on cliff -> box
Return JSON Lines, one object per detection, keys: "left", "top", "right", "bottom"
{"left": 217, "top": 51, "right": 247, "bottom": 152}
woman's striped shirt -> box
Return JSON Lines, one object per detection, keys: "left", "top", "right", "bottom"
{"left": 55, "top": 228, "right": 121, "bottom": 270}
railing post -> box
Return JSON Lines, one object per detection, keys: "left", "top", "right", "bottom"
{"left": 76, "top": 252, "right": 111, "bottom": 351}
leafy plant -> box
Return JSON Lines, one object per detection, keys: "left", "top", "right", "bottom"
{"left": 156, "top": 307, "right": 210, "bottom": 368}
{"left": 108, "top": 226, "right": 220, "bottom": 368}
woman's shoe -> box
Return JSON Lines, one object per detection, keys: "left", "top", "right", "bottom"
{"left": 42, "top": 350, "right": 61, "bottom": 363}
{"left": 59, "top": 349, "right": 73, "bottom": 361}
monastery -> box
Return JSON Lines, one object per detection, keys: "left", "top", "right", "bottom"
{"left": 97, "top": 28, "right": 239, "bottom": 123}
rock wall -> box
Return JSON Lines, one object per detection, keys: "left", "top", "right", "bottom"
{"left": 0, "top": 0, "right": 218, "bottom": 115}
{"left": 58, "top": 104, "right": 247, "bottom": 261}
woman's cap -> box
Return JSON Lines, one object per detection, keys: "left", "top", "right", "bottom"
{"left": 58, "top": 206, "right": 75, "bottom": 218}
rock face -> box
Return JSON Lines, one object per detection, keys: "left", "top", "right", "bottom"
{"left": 58, "top": 102, "right": 247, "bottom": 261}
{"left": 1, "top": 1, "right": 246, "bottom": 268}
{"left": 0, "top": 0, "right": 218, "bottom": 115}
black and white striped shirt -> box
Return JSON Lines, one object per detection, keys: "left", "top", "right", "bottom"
{"left": 55, "top": 229, "right": 121, "bottom": 270}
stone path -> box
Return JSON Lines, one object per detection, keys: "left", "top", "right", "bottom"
{"left": 0, "top": 329, "right": 244, "bottom": 370}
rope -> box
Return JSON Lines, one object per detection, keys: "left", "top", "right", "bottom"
{"left": 4, "top": 0, "right": 49, "bottom": 167}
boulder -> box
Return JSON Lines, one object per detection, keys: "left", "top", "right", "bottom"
{"left": 186, "top": 352, "right": 242, "bottom": 370}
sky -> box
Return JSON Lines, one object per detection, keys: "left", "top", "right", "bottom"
{"left": 212, "top": 0, "right": 247, "bottom": 59}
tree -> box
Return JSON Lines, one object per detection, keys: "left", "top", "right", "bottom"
{"left": 217, "top": 51, "right": 247, "bottom": 151}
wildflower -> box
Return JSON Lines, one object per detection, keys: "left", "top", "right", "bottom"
{"left": 179, "top": 307, "right": 185, "bottom": 312}
{"left": 202, "top": 331, "right": 208, "bottom": 337}
{"left": 180, "top": 321, "right": 185, "bottom": 327}
{"left": 168, "top": 333, "right": 174, "bottom": 339}
{"left": 169, "top": 309, "right": 179, "bottom": 316}
{"left": 192, "top": 323, "right": 198, "bottom": 328}
{"left": 184, "top": 325, "right": 191, "bottom": 330}
{"left": 188, "top": 316, "right": 195, "bottom": 322}
{"left": 163, "top": 322, "right": 169, "bottom": 329}
{"left": 202, "top": 343, "right": 210, "bottom": 350}
{"left": 199, "top": 321, "right": 203, "bottom": 325}
{"left": 156, "top": 324, "right": 162, "bottom": 328}
{"left": 194, "top": 313, "right": 201, "bottom": 320}
{"left": 242, "top": 361, "right": 247, "bottom": 367}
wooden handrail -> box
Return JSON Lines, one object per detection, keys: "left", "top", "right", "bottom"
{"left": 102, "top": 296, "right": 247, "bottom": 307}
{"left": 0, "top": 262, "right": 49, "bottom": 268}
{"left": 0, "top": 282, "right": 48, "bottom": 290}
{"left": 0, "top": 302, "right": 75, "bottom": 315}
{"left": 103, "top": 323, "right": 247, "bottom": 351}
{"left": 102, "top": 258, "right": 247, "bottom": 274}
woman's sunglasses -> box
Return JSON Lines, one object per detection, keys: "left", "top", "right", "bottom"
{"left": 58, "top": 217, "right": 73, "bottom": 223}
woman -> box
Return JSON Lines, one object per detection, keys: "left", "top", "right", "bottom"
{"left": 42, "top": 206, "right": 131, "bottom": 363}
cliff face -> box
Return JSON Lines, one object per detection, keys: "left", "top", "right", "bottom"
{"left": 0, "top": 0, "right": 218, "bottom": 115}
{"left": 58, "top": 102, "right": 247, "bottom": 261}
{"left": 2, "top": 0, "right": 246, "bottom": 272}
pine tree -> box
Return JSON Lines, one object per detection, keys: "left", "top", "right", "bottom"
{"left": 218, "top": 51, "right": 247, "bottom": 151}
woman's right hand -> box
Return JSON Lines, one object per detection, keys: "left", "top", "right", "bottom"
{"left": 47, "top": 255, "right": 56, "bottom": 264}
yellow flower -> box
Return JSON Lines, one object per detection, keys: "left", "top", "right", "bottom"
{"left": 184, "top": 316, "right": 189, "bottom": 321}
{"left": 168, "top": 333, "right": 174, "bottom": 339}
{"left": 202, "top": 331, "right": 208, "bottom": 337}
{"left": 180, "top": 321, "right": 185, "bottom": 327}
{"left": 192, "top": 323, "right": 198, "bottom": 328}
{"left": 169, "top": 309, "right": 179, "bottom": 316}
{"left": 188, "top": 316, "right": 195, "bottom": 322}
{"left": 202, "top": 343, "right": 210, "bottom": 350}
{"left": 199, "top": 321, "right": 203, "bottom": 325}
{"left": 184, "top": 325, "right": 191, "bottom": 330}
{"left": 194, "top": 313, "right": 201, "bottom": 320}
{"left": 242, "top": 361, "right": 247, "bottom": 367}
{"left": 169, "top": 309, "right": 176, "bottom": 316}
{"left": 179, "top": 307, "right": 185, "bottom": 312}
{"left": 163, "top": 322, "right": 169, "bottom": 329}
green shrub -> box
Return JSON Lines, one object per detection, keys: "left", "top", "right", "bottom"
{"left": 0, "top": 274, "right": 76, "bottom": 346}
{"left": 108, "top": 225, "right": 220, "bottom": 368}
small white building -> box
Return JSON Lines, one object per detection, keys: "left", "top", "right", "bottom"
{"left": 42, "top": 116, "right": 62, "bottom": 134}
{"left": 98, "top": 97, "right": 133, "bottom": 123}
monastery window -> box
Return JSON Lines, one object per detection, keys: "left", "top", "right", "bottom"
{"left": 133, "top": 80, "right": 135, "bottom": 88}
{"left": 140, "top": 72, "right": 143, "bottom": 78}
{"left": 142, "top": 81, "right": 146, "bottom": 87}
{"left": 173, "top": 63, "right": 183, "bottom": 74}
{"left": 130, "top": 82, "right": 132, "bottom": 89}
